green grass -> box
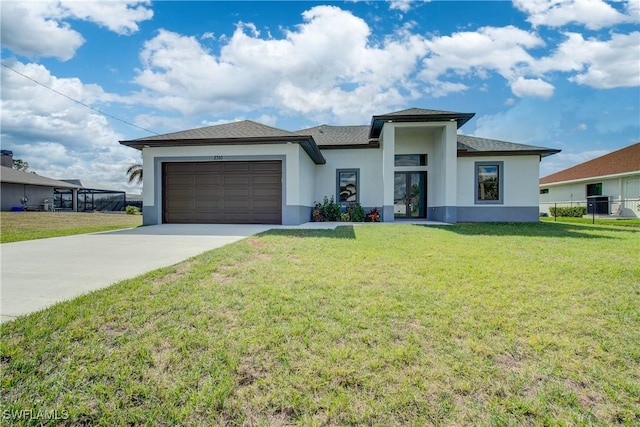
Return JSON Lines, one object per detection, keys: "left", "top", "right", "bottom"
{"left": 0, "top": 212, "right": 142, "bottom": 243}
{"left": 541, "top": 216, "right": 640, "bottom": 228}
{"left": 2, "top": 223, "right": 639, "bottom": 425}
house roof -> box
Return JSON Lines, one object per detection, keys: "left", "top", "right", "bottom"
{"left": 295, "top": 125, "right": 373, "bottom": 147}
{"left": 129, "top": 120, "right": 301, "bottom": 141}
{"left": 119, "top": 108, "right": 559, "bottom": 160}
{"left": 457, "top": 135, "right": 561, "bottom": 158}
{"left": 61, "top": 179, "right": 125, "bottom": 192}
{"left": 540, "top": 142, "right": 640, "bottom": 185}
{"left": 0, "top": 166, "right": 79, "bottom": 189}
{"left": 369, "top": 108, "right": 475, "bottom": 138}
{"left": 120, "top": 120, "right": 326, "bottom": 164}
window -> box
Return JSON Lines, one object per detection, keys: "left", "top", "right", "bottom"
{"left": 475, "top": 161, "right": 503, "bottom": 204}
{"left": 337, "top": 169, "right": 359, "bottom": 203}
{"left": 540, "top": 188, "right": 549, "bottom": 194}
{"left": 395, "top": 154, "right": 427, "bottom": 167}
{"left": 586, "top": 183, "right": 602, "bottom": 197}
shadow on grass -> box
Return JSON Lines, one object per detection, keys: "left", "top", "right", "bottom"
{"left": 260, "top": 225, "right": 356, "bottom": 239}
{"left": 426, "top": 222, "right": 637, "bottom": 238}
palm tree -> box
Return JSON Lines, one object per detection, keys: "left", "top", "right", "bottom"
{"left": 127, "top": 163, "right": 143, "bottom": 184}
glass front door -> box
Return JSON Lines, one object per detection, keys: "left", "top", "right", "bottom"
{"left": 394, "top": 172, "right": 427, "bottom": 218}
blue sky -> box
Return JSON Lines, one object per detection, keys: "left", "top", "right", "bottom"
{"left": 1, "top": 0, "right": 638, "bottom": 192}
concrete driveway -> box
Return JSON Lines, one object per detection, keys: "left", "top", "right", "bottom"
{"left": 0, "top": 224, "right": 276, "bottom": 323}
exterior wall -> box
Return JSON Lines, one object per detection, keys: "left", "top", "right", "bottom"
{"left": 540, "top": 172, "right": 640, "bottom": 217}
{"left": 141, "top": 143, "right": 309, "bottom": 225}
{"left": 314, "top": 147, "right": 384, "bottom": 212}
{"left": 1, "top": 183, "right": 54, "bottom": 211}
{"left": 457, "top": 155, "right": 541, "bottom": 222}
{"left": 381, "top": 122, "right": 458, "bottom": 222}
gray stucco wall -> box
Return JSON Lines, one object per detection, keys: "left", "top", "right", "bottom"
{"left": 1, "top": 184, "right": 54, "bottom": 211}
{"left": 457, "top": 206, "right": 540, "bottom": 222}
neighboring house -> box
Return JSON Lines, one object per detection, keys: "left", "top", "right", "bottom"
{"left": 120, "top": 108, "right": 560, "bottom": 225}
{"left": 539, "top": 143, "right": 640, "bottom": 217}
{"left": 56, "top": 179, "right": 127, "bottom": 212}
{"left": 0, "top": 151, "right": 78, "bottom": 211}
{"left": 0, "top": 150, "right": 131, "bottom": 212}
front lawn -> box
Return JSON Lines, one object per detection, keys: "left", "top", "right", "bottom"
{"left": 1, "top": 223, "right": 638, "bottom": 425}
{"left": 0, "top": 212, "right": 142, "bottom": 243}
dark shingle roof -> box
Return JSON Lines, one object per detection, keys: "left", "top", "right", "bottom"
{"left": 457, "top": 135, "right": 560, "bottom": 158}
{"left": 383, "top": 107, "right": 467, "bottom": 116}
{"left": 370, "top": 108, "right": 475, "bottom": 138}
{"left": 295, "top": 125, "right": 371, "bottom": 146}
{"left": 120, "top": 120, "right": 326, "bottom": 164}
{"left": 540, "top": 142, "right": 640, "bottom": 185}
{"left": 127, "top": 120, "right": 300, "bottom": 142}
{"left": 0, "top": 166, "right": 78, "bottom": 188}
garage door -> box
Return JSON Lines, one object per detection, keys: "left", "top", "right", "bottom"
{"left": 163, "top": 161, "right": 282, "bottom": 224}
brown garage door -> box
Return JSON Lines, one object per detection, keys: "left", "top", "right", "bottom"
{"left": 163, "top": 161, "right": 282, "bottom": 224}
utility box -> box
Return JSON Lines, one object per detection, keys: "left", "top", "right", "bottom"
{"left": 587, "top": 196, "right": 610, "bottom": 215}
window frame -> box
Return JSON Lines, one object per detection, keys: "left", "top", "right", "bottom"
{"left": 475, "top": 161, "right": 504, "bottom": 204}
{"left": 336, "top": 169, "right": 359, "bottom": 204}
{"left": 586, "top": 183, "right": 603, "bottom": 197}
{"left": 394, "top": 154, "right": 427, "bottom": 167}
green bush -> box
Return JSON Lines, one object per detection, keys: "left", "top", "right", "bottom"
{"left": 347, "top": 203, "right": 366, "bottom": 222}
{"left": 549, "top": 206, "right": 587, "bottom": 217}
{"left": 125, "top": 205, "right": 141, "bottom": 215}
{"left": 312, "top": 196, "right": 343, "bottom": 222}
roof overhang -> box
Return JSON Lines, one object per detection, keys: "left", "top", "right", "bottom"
{"left": 120, "top": 135, "right": 326, "bottom": 165}
{"left": 369, "top": 112, "right": 475, "bottom": 139}
{"left": 540, "top": 170, "right": 639, "bottom": 187}
{"left": 457, "top": 148, "right": 561, "bottom": 158}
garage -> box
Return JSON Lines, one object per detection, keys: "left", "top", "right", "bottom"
{"left": 163, "top": 161, "right": 282, "bottom": 224}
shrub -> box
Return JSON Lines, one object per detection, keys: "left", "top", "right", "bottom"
{"left": 365, "top": 207, "right": 381, "bottom": 222}
{"left": 125, "top": 205, "right": 141, "bottom": 215}
{"left": 347, "top": 203, "right": 366, "bottom": 222}
{"left": 312, "top": 196, "right": 343, "bottom": 222}
{"left": 340, "top": 213, "right": 351, "bottom": 222}
{"left": 549, "top": 206, "right": 587, "bottom": 217}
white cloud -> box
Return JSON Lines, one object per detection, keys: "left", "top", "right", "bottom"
{"left": 60, "top": 0, "right": 153, "bottom": 35}
{"left": 132, "top": 6, "right": 429, "bottom": 123}
{"left": 0, "top": 0, "right": 153, "bottom": 60}
{"left": 534, "top": 32, "right": 640, "bottom": 89}
{"left": 513, "top": 0, "right": 636, "bottom": 30}
{"left": 0, "top": 61, "right": 138, "bottom": 191}
{"left": 511, "top": 77, "right": 555, "bottom": 99}
{"left": 420, "top": 25, "right": 554, "bottom": 97}
{"left": 389, "top": 0, "right": 413, "bottom": 13}
{"left": 0, "top": 2, "right": 84, "bottom": 61}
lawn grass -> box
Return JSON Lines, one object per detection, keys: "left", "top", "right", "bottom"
{"left": 0, "top": 212, "right": 142, "bottom": 243}
{"left": 1, "top": 223, "right": 639, "bottom": 425}
{"left": 541, "top": 216, "right": 640, "bottom": 228}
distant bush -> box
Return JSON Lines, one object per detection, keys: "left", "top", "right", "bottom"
{"left": 125, "top": 205, "right": 141, "bottom": 215}
{"left": 549, "top": 206, "right": 587, "bottom": 217}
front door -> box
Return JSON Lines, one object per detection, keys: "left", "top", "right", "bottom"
{"left": 394, "top": 172, "right": 427, "bottom": 219}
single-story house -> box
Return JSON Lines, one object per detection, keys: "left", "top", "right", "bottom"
{"left": 1, "top": 151, "right": 78, "bottom": 211}
{"left": 120, "top": 108, "right": 560, "bottom": 225}
{"left": 539, "top": 142, "right": 640, "bottom": 217}
{"left": 56, "top": 179, "right": 127, "bottom": 212}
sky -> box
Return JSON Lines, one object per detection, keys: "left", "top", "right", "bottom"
{"left": 1, "top": 0, "right": 639, "bottom": 193}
